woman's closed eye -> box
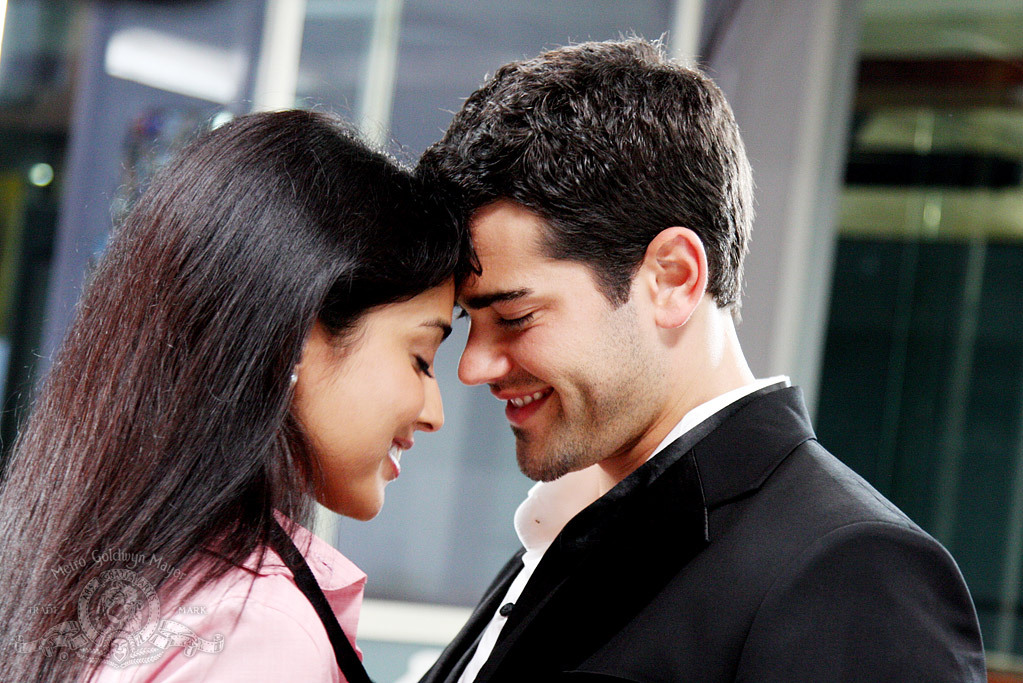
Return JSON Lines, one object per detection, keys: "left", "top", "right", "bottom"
{"left": 415, "top": 355, "right": 435, "bottom": 378}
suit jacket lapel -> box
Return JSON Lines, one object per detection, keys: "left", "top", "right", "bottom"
{"left": 476, "top": 448, "right": 708, "bottom": 681}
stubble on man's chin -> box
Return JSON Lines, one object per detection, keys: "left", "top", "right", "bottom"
{"left": 513, "top": 427, "right": 588, "bottom": 482}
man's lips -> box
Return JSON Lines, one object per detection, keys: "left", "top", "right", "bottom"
{"left": 500, "top": 387, "right": 554, "bottom": 426}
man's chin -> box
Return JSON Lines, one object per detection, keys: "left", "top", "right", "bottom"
{"left": 515, "top": 439, "right": 583, "bottom": 482}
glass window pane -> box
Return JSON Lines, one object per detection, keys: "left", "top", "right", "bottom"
{"left": 818, "top": 0, "right": 1023, "bottom": 670}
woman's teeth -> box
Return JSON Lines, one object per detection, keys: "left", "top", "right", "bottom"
{"left": 509, "top": 390, "right": 548, "bottom": 408}
{"left": 388, "top": 444, "right": 403, "bottom": 470}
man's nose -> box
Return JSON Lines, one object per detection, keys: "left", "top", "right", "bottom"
{"left": 458, "top": 323, "right": 513, "bottom": 386}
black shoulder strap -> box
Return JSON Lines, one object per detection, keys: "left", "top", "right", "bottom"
{"left": 267, "top": 521, "right": 374, "bottom": 683}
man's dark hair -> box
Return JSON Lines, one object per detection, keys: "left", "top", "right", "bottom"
{"left": 419, "top": 37, "right": 754, "bottom": 309}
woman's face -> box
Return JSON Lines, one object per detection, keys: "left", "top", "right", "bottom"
{"left": 294, "top": 280, "right": 455, "bottom": 520}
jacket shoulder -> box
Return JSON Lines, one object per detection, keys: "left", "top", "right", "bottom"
{"left": 737, "top": 515, "right": 985, "bottom": 680}
{"left": 575, "top": 440, "right": 985, "bottom": 682}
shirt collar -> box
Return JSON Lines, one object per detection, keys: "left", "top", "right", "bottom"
{"left": 648, "top": 376, "right": 790, "bottom": 459}
{"left": 257, "top": 518, "right": 367, "bottom": 593}
{"left": 512, "top": 376, "right": 791, "bottom": 554}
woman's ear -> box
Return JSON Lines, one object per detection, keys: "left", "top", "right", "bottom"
{"left": 640, "top": 227, "right": 708, "bottom": 329}
{"left": 292, "top": 322, "right": 331, "bottom": 390}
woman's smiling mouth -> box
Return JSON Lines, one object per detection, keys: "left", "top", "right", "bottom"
{"left": 388, "top": 439, "right": 412, "bottom": 478}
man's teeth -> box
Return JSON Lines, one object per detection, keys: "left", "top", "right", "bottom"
{"left": 388, "top": 445, "right": 403, "bottom": 464}
{"left": 509, "top": 390, "right": 547, "bottom": 408}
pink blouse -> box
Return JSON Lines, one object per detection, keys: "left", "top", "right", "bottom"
{"left": 89, "top": 523, "right": 366, "bottom": 682}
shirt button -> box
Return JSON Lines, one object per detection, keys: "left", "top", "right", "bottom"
{"left": 499, "top": 602, "right": 515, "bottom": 617}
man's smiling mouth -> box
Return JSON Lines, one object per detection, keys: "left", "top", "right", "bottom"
{"left": 509, "top": 389, "right": 552, "bottom": 408}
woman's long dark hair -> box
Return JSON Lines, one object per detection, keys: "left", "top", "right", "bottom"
{"left": 0, "top": 110, "right": 472, "bottom": 681}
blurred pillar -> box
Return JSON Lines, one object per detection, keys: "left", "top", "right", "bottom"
{"left": 359, "top": 0, "right": 404, "bottom": 146}
{"left": 705, "top": 0, "right": 864, "bottom": 414}
{"left": 253, "top": 0, "right": 307, "bottom": 111}
{"left": 670, "top": 0, "right": 705, "bottom": 62}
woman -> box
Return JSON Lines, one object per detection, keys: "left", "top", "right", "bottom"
{"left": 0, "top": 110, "right": 472, "bottom": 681}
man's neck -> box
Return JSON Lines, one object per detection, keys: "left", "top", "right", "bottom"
{"left": 597, "top": 304, "right": 754, "bottom": 490}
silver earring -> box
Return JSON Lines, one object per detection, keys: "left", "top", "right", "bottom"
{"left": 289, "top": 372, "right": 298, "bottom": 387}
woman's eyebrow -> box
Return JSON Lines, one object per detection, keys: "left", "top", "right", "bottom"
{"left": 420, "top": 319, "right": 453, "bottom": 341}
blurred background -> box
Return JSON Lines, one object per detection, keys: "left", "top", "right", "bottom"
{"left": 0, "top": 0, "right": 1021, "bottom": 679}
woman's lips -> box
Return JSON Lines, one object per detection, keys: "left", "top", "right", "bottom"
{"left": 387, "top": 443, "right": 405, "bottom": 478}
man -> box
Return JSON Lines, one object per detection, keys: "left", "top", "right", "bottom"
{"left": 418, "top": 38, "right": 985, "bottom": 682}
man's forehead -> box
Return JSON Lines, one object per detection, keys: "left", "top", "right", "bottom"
{"left": 470, "top": 200, "right": 546, "bottom": 248}
{"left": 462, "top": 203, "right": 546, "bottom": 291}
{"left": 455, "top": 250, "right": 532, "bottom": 308}
{"left": 460, "top": 200, "right": 609, "bottom": 308}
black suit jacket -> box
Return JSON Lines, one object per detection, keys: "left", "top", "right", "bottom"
{"left": 422, "top": 385, "right": 986, "bottom": 682}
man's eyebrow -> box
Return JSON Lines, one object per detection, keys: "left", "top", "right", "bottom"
{"left": 421, "top": 319, "right": 453, "bottom": 341}
{"left": 461, "top": 288, "right": 532, "bottom": 311}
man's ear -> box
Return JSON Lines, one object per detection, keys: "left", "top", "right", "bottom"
{"left": 640, "top": 227, "right": 708, "bottom": 329}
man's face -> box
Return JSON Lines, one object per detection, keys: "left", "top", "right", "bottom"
{"left": 458, "top": 200, "right": 668, "bottom": 481}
